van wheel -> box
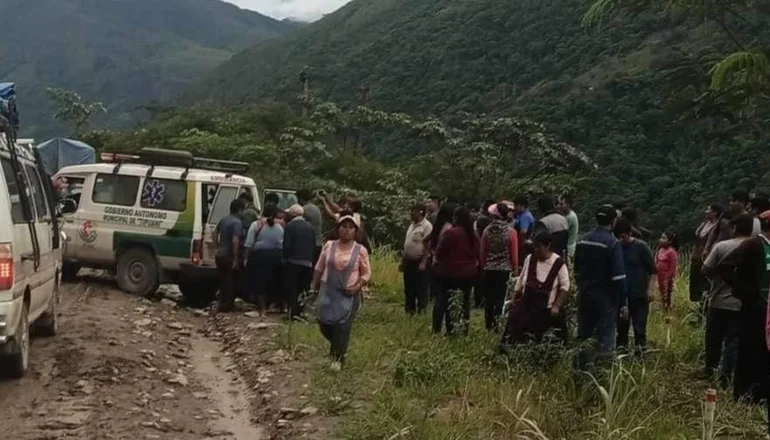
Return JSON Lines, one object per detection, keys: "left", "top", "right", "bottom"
{"left": 179, "top": 281, "right": 217, "bottom": 308}
{"left": 116, "top": 248, "right": 159, "bottom": 297}
{"left": 35, "top": 278, "right": 59, "bottom": 337}
{"left": 1, "top": 302, "right": 30, "bottom": 378}
{"left": 61, "top": 262, "right": 80, "bottom": 282}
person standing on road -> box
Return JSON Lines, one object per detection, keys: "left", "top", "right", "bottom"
{"left": 559, "top": 194, "right": 579, "bottom": 261}
{"left": 239, "top": 191, "right": 260, "bottom": 231}
{"left": 480, "top": 202, "right": 519, "bottom": 330}
{"left": 214, "top": 199, "right": 245, "bottom": 313}
{"left": 718, "top": 210, "right": 770, "bottom": 405}
{"left": 501, "top": 232, "right": 570, "bottom": 347}
{"left": 401, "top": 203, "right": 433, "bottom": 315}
{"left": 513, "top": 196, "right": 535, "bottom": 241}
{"left": 613, "top": 219, "right": 656, "bottom": 353}
{"left": 574, "top": 205, "right": 627, "bottom": 370}
{"left": 702, "top": 213, "right": 752, "bottom": 385}
{"left": 311, "top": 213, "right": 371, "bottom": 371}
{"left": 297, "top": 189, "right": 324, "bottom": 265}
{"left": 433, "top": 206, "right": 480, "bottom": 336}
{"left": 244, "top": 204, "right": 284, "bottom": 317}
{"left": 282, "top": 204, "right": 316, "bottom": 321}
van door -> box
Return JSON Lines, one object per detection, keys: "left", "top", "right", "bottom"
{"left": 24, "top": 165, "right": 55, "bottom": 318}
{"left": 202, "top": 185, "right": 240, "bottom": 265}
{"left": 55, "top": 175, "right": 86, "bottom": 260}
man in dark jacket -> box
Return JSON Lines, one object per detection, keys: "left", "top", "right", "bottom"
{"left": 574, "top": 205, "right": 627, "bottom": 370}
{"left": 283, "top": 204, "right": 317, "bottom": 320}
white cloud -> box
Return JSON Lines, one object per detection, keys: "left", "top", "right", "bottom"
{"left": 225, "top": 0, "right": 350, "bottom": 21}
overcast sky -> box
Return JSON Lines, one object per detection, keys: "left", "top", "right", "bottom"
{"left": 225, "top": 0, "right": 350, "bottom": 21}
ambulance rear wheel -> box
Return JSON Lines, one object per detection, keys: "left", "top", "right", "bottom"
{"left": 116, "top": 247, "right": 159, "bottom": 297}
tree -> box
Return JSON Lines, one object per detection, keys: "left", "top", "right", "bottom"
{"left": 583, "top": 0, "right": 770, "bottom": 116}
{"left": 46, "top": 87, "right": 107, "bottom": 135}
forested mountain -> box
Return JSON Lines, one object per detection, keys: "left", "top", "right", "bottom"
{"left": 0, "top": 0, "right": 296, "bottom": 137}
{"left": 191, "top": 0, "right": 770, "bottom": 235}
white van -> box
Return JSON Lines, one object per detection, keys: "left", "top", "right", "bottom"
{"left": 56, "top": 148, "right": 259, "bottom": 306}
{"left": 0, "top": 136, "right": 61, "bottom": 378}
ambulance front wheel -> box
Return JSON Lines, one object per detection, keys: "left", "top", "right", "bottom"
{"left": 116, "top": 247, "right": 160, "bottom": 297}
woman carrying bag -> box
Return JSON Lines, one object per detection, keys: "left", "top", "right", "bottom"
{"left": 311, "top": 212, "right": 371, "bottom": 371}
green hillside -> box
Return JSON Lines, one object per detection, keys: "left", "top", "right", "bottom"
{"left": 192, "top": 0, "right": 770, "bottom": 234}
{"left": 0, "top": 0, "right": 296, "bottom": 137}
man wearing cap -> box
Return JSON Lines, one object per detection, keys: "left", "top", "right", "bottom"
{"left": 574, "top": 205, "right": 628, "bottom": 369}
{"left": 282, "top": 204, "right": 317, "bottom": 320}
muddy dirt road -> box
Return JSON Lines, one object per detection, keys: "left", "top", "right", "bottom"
{"left": 0, "top": 278, "right": 264, "bottom": 440}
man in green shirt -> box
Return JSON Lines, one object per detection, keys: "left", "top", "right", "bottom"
{"left": 239, "top": 191, "right": 259, "bottom": 231}
{"left": 559, "top": 194, "right": 579, "bottom": 259}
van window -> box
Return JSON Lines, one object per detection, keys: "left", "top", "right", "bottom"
{"left": 207, "top": 186, "right": 239, "bottom": 225}
{"left": 25, "top": 165, "right": 50, "bottom": 220}
{"left": 92, "top": 174, "right": 139, "bottom": 206}
{"left": 140, "top": 178, "right": 187, "bottom": 212}
{"left": 1, "top": 158, "right": 31, "bottom": 223}
{"left": 58, "top": 176, "right": 85, "bottom": 209}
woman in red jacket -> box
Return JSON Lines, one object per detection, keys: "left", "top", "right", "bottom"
{"left": 433, "top": 206, "right": 480, "bottom": 335}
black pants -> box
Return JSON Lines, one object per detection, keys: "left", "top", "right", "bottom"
{"left": 403, "top": 259, "right": 428, "bottom": 314}
{"left": 483, "top": 270, "right": 510, "bottom": 330}
{"left": 284, "top": 263, "right": 313, "bottom": 318}
{"left": 319, "top": 305, "right": 358, "bottom": 363}
{"left": 433, "top": 277, "right": 473, "bottom": 335}
{"left": 215, "top": 255, "right": 236, "bottom": 312}
{"left": 474, "top": 274, "right": 485, "bottom": 308}
{"left": 704, "top": 308, "right": 739, "bottom": 381}
{"left": 616, "top": 296, "right": 650, "bottom": 349}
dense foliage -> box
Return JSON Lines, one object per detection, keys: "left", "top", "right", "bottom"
{"left": 81, "top": 97, "right": 590, "bottom": 245}
{"left": 0, "top": 0, "right": 296, "bottom": 138}
{"left": 191, "top": 0, "right": 770, "bottom": 238}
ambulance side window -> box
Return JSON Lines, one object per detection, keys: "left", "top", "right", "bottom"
{"left": 92, "top": 174, "right": 139, "bottom": 207}
{"left": 140, "top": 178, "right": 187, "bottom": 212}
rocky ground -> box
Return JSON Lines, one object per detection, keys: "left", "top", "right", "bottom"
{"left": 0, "top": 273, "right": 332, "bottom": 440}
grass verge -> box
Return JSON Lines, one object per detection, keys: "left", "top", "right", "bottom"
{"left": 277, "top": 248, "right": 767, "bottom": 439}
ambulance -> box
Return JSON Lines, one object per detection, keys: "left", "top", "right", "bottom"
{"left": 55, "top": 148, "right": 259, "bottom": 304}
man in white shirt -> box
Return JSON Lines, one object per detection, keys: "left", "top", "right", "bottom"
{"left": 401, "top": 203, "right": 433, "bottom": 314}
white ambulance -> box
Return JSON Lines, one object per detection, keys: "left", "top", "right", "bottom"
{"left": 56, "top": 148, "right": 259, "bottom": 305}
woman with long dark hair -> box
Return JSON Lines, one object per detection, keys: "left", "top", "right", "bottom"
{"left": 244, "top": 204, "right": 284, "bottom": 316}
{"left": 427, "top": 201, "right": 456, "bottom": 300}
{"left": 433, "top": 206, "right": 480, "bottom": 335}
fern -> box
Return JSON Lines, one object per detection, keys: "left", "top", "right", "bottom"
{"left": 710, "top": 51, "right": 770, "bottom": 90}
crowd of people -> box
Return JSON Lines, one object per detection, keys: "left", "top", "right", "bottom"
{"left": 212, "top": 185, "right": 770, "bottom": 433}
{"left": 402, "top": 189, "right": 770, "bottom": 433}
{"left": 213, "top": 189, "right": 371, "bottom": 370}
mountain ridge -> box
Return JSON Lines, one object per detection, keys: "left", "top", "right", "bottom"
{"left": 0, "top": 0, "right": 296, "bottom": 137}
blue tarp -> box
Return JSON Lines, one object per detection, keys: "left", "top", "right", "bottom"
{"left": 36, "top": 138, "right": 95, "bottom": 175}
{"left": 0, "top": 82, "right": 18, "bottom": 132}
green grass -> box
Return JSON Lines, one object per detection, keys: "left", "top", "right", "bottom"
{"left": 279, "top": 249, "right": 767, "bottom": 439}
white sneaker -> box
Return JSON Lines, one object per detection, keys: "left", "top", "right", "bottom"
{"left": 330, "top": 361, "right": 342, "bottom": 371}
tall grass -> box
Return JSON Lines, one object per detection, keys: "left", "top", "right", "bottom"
{"left": 280, "top": 248, "right": 767, "bottom": 439}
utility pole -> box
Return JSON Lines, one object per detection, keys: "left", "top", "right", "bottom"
{"left": 354, "top": 84, "right": 371, "bottom": 150}
{"left": 299, "top": 68, "right": 309, "bottom": 119}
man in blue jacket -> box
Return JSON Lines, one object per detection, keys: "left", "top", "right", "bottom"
{"left": 574, "top": 205, "right": 628, "bottom": 370}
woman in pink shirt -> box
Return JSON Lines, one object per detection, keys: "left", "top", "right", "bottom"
{"left": 655, "top": 231, "right": 679, "bottom": 312}
{"left": 311, "top": 212, "right": 371, "bottom": 371}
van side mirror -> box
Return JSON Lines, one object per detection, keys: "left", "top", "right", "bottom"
{"left": 59, "top": 199, "right": 77, "bottom": 215}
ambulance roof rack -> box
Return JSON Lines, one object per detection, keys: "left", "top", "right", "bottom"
{"left": 101, "top": 148, "right": 249, "bottom": 177}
